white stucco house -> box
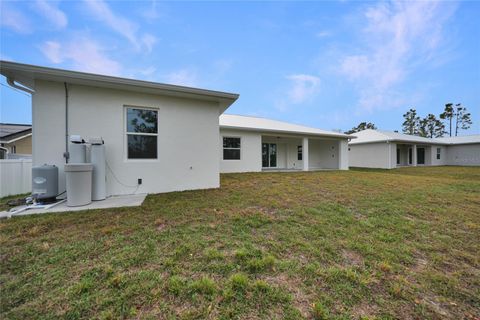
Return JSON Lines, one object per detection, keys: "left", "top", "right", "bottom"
{"left": 0, "top": 61, "right": 351, "bottom": 197}
{"left": 219, "top": 114, "right": 350, "bottom": 173}
{"left": 348, "top": 129, "right": 480, "bottom": 169}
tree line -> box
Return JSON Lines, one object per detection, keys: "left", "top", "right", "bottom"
{"left": 345, "top": 103, "right": 473, "bottom": 137}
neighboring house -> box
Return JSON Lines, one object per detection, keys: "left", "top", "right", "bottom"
{"left": 348, "top": 129, "right": 480, "bottom": 169}
{"left": 0, "top": 61, "right": 351, "bottom": 197}
{"left": 219, "top": 114, "right": 350, "bottom": 173}
{"left": 435, "top": 135, "right": 480, "bottom": 166}
{"left": 0, "top": 123, "right": 32, "bottom": 159}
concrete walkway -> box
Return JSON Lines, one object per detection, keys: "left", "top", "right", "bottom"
{"left": 0, "top": 193, "right": 147, "bottom": 219}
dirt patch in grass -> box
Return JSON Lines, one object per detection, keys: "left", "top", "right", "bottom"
{"left": 341, "top": 249, "right": 364, "bottom": 267}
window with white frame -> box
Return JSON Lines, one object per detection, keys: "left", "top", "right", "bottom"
{"left": 436, "top": 147, "right": 441, "bottom": 160}
{"left": 297, "top": 145, "right": 302, "bottom": 160}
{"left": 126, "top": 107, "right": 158, "bottom": 159}
{"left": 223, "top": 137, "right": 241, "bottom": 160}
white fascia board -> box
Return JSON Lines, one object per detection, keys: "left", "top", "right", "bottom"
{"left": 0, "top": 133, "right": 32, "bottom": 144}
{"left": 220, "top": 125, "right": 351, "bottom": 140}
{"left": 0, "top": 60, "right": 239, "bottom": 113}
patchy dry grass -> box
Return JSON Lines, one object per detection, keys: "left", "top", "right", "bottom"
{"left": 1, "top": 166, "right": 479, "bottom": 319}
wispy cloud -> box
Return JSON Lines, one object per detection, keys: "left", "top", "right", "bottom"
{"left": 0, "top": 3, "right": 32, "bottom": 34}
{"left": 165, "top": 69, "right": 198, "bottom": 87}
{"left": 139, "top": 0, "right": 162, "bottom": 22}
{"left": 40, "top": 37, "right": 121, "bottom": 76}
{"left": 34, "top": 0, "right": 68, "bottom": 29}
{"left": 213, "top": 59, "right": 233, "bottom": 75}
{"left": 315, "top": 30, "right": 331, "bottom": 38}
{"left": 141, "top": 34, "right": 157, "bottom": 53}
{"left": 339, "top": 1, "right": 457, "bottom": 112}
{"left": 83, "top": 0, "right": 157, "bottom": 52}
{"left": 286, "top": 74, "right": 320, "bottom": 104}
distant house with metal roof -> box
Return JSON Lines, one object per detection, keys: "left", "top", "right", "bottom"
{"left": 348, "top": 129, "right": 480, "bottom": 168}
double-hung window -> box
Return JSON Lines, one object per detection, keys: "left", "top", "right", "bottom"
{"left": 126, "top": 107, "right": 158, "bottom": 159}
{"left": 436, "top": 147, "right": 441, "bottom": 160}
{"left": 223, "top": 137, "right": 241, "bottom": 160}
{"left": 297, "top": 145, "right": 302, "bottom": 160}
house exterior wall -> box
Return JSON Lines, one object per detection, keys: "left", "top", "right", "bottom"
{"left": 33, "top": 80, "right": 221, "bottom": 196}
{"left": 286, "top": 142, "right": 303, "bottom": 169}
{"left": 351, "top": 142, "right": 460, "bottom": 169}
{"left": 430, "top": 145, "right": 447, "bottom": 166}
{"left": 348, "top": 142, "right": 391, "bottom": 169}
{"left": 219, "top": 129, "right": 262, "bottom": 173}
{"left": 446, "top": 144, "right": 480, "bottom": 166}
{"left": 309, "top": 139, "right": 340, "bottom": 169}
{"left": 388, "top": 143, "right": 396, "bottom": 168}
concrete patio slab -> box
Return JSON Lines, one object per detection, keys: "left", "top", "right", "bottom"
{"left": 0, "top": 193, "right": 147, "bottom": 219}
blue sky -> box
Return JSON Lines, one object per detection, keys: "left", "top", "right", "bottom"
{"left": 1, "top": 0, "right": 479, "bottom": 134}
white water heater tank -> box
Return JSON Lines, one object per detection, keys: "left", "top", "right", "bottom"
{"left": 89, "top": 137, "right": 106, "bottom": 200}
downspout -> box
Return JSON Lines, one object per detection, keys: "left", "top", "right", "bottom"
{"left": 63, "top": 82, "right": 70, "bottom": 163}
{"left": 6, "top": 77, "right": 35, "bottom": 94}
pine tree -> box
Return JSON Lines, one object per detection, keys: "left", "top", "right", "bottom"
{"left": 344, "top": 122, "right": 377, "bottom": 134}
{"left": 402, "top": 109, "right": 420, "bottom": 135}
{"left": 439, "top": 103, "right": 455, "bottom": 137}
{"left": 454, "top": 104, "right": 473, "bottom": 136}
{"left": 419, "top": 114, "right": 445, "bottom": 138}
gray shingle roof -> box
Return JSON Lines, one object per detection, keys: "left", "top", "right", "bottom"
{"left": 0, "top": 123, "right": 32, "bottom": 140}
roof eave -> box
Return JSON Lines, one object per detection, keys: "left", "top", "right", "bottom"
{"left": 0, "top": 60, "right": 239, "bottom": 112}
{"left": 0, "top": 132, "right": 32, "bottom": 144}
{"left": 220, "top": 125, "right": 351, "bottom": 139}
{"left": 350, "top": 139, "right": 446, "bottom": 145}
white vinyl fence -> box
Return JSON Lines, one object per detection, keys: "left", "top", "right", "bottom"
{"left": 0, "top": 159, "right": 32, "bottom": 197}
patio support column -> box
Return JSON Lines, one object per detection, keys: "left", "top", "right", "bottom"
{"left": 302, "top": 137, "right": 309, "bottom": 171}
{"left": 412, "top": 144, "right": 417, "bottom": 166}
{"left": 338, "top": 140, "right": 349, "bottom": 170}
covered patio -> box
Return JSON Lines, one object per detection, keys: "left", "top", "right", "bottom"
{"left": 395, "top": 144, "right": 432, "bottom": 167}
{"left": 261, "top": 135, "right": 347, "bottom": 171}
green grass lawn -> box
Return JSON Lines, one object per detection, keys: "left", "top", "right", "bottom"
{"left": 1, "top": 167, "right": 479, "bottom": 319}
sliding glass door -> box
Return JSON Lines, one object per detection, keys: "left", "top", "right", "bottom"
{"left": 417, "top": 148, "right": 425, "bottom": 165}
{"left": 262, "top": 143, "right": 277, "bottom": 168}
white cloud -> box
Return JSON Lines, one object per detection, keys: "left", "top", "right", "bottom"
{"left": 41, "top": 41, "right": 63, "bottom": 63}
{"left": 165, "top": 69, "right": 198, "bottom": 87}
{"left": 83, "top": 0, "right": 157, "bottom": 52}
{"left": 286, "top": 74, "right": 320, "bottom": 104}
{"left": 141, "top": 34, "right": 157, "bottom": 53}
{"left": 0, "top": 3, "right": 32, "bottom": 34}
{"left": 139, "top": 0, "right": 162, "bottom": 22}
{"left": 339, "top": 0, "right": 457, "bottom": 111}
{"left": 213, "top": 59, "right": 233, "bottom": 75}
{"left": 40, "top": 37, "right": 121, "bottom": 76}
{"left": 316, "top": 30, "right": 331, "bottom": 38}
{"left": 34, "top": 0, "right": 68, "bottom": 29}
{"left": 139, "top": 66, "right": 157, "bottom": 77}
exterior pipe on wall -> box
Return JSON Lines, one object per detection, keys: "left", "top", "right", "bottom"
{"left": 63, "top": 82, "right": 69, "bottom": 163}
